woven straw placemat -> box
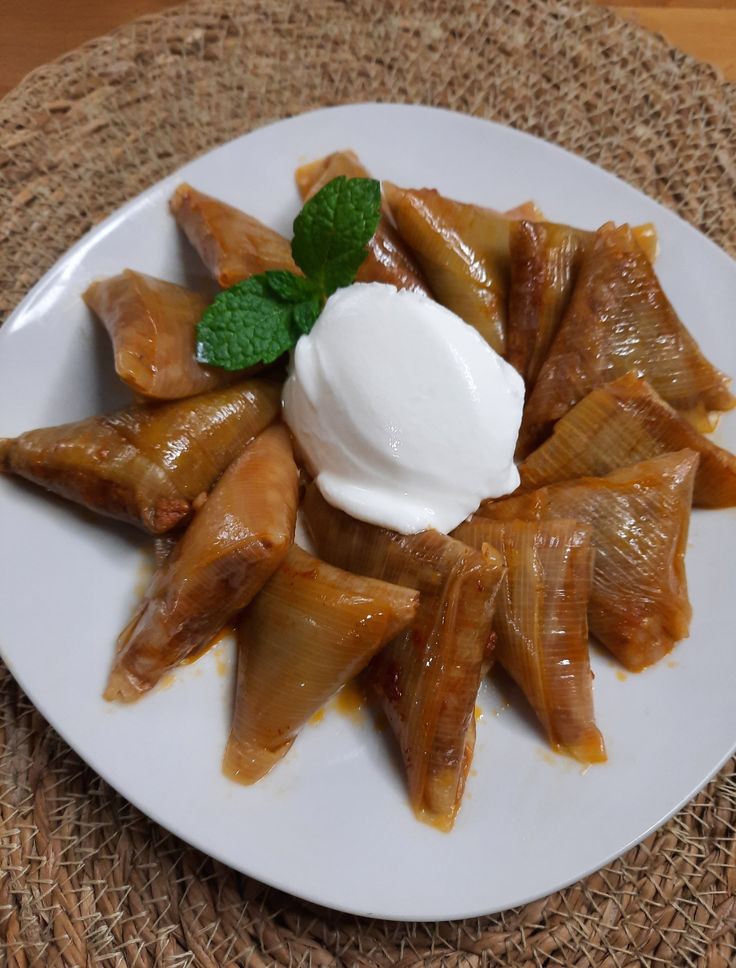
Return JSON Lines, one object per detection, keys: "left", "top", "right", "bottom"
{"left": 1, "top": 0, "right": 735, "bottom": 963}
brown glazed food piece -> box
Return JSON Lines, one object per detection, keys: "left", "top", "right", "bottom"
{"left": 507, "top": 221, "right": 658, "bottom": 390}
{"left": 503, "top": 201, "right": 546, "bottom": 221}
{"left": 506, "top": 220, "right": 588, "bottom": 390}
{"left": 295, "top": 150, "right": 431, "bottom": 295}
{"left": 518, "top": 373, "right": 736, "bottom": 508}
{"left": 170, "top": 183, "right": 296, "bottom": 287}
{"left": 477, "top": 450, "right": 698, "bottom": 672}
{"left": 383, "top": 183, "right": 512, "bottom": 354}
{"left": 105, "top": 424, "right": 298, "bottom": 702}
{"left": 0, "top": 379, "right": 281, "bottom": 533}
{"left": 224, "top": 545, "right": 418, "bottom": 784}
{"left": 303, "top": 485, "right": 505, "bottom": 831}
{"left": 517, "top": 224, "right": 734, "bottom": 456}
{"left": 84, "top": 270, "right": 238, "bottom": 401}
{"left": 454, "top": 518, "right": 605, "bottom": 764}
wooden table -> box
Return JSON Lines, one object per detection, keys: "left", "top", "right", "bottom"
{"left": 0, "top": 1, "right": 734, "bottom": 99}
{"left": 608, "top": 0, "right": 736, "bottom": 81}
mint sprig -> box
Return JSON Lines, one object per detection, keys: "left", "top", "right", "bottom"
{"left": 292, "top": 177, "right": 382, "bottom": 294}
{"left": 196, "top": 177, "right": 381, "bottom": 371}
{"left": 196, "top": 277, "right": 299, "bottom": 371}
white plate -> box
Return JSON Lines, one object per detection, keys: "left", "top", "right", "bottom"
{"left": 1, "top": 103, "right": 735, "bottom": 921}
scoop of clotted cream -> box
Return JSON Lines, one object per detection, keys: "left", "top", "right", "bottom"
{"left": 282, "top": 282, "right": 524, "bottom": 534}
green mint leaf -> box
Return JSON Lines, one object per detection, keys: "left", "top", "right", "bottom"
{"left": 195, "top": 179, "right": 381, "bottom": 369}
{"left": 291, "top": 176, "right": 381, "bottom": 296}
{"left": 293, "top": 297, "right": 321, "bottom": 335}
{"left": 196, "top": 276, "right": 299, "bottom": 371}
{"left": 264, "top": 270, "right": 320, "bottom": 304}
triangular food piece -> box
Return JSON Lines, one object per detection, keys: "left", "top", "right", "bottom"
{"left": 383, "top": 183, "right": 512, "bottom": 354}
{"left": 295, "top": 150, "right": 431, "bottom": 295}
{"left": 170, "top": 183, "right": 296, "bottom": 287}
{"left": 224, "top": 545, "right": 418, "bottom": 784}
{"left": 454, "top": 518, "right": 605, "bottom": 763}
{"left": 519, "top": 373, "right": 736, "bottom": 507}
{"left": 631, "top": 223, "right": 658, "bottom": 263}
{"left": 84, "top": 270, "right": 237, "bottom": 400}
{"left": 303, "top": 485, "right": 505, "bottom": 830}
{"left": 503, "top": 201, "right": 546, "bottom": 222}
{"left": 104, "top": 380, "right": 282, "bottom": 503}
{"left": 477, "top": 450, "right": 698, "bottom": 671}
{"left": 105, "top": 424, "right": 298, "bottom": 702}
{"left": 507, "top": 220, "right": 588, "bottom": 389}
{"left": 507, "top": 221, "right": 658, "bottom": 390}
{"left": 295, "top": 150, "right": 368, "bottom": 199}
{"left": 517, "top": 224, "right": 734, "bottom": 455}
{"left": 0, "top": 379, "right": 281, "bottom": 533}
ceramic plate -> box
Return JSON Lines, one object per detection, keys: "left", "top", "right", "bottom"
{"left": 1, "top": 104, "right": 735, "bottom": 921}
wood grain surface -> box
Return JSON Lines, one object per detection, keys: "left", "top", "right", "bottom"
{"left": 0, "top": 1, "right": 734, "bottom": 98}
{"left": 608, "top": 0, "right": 736, "bottom": 81}
{"left": 0, "top": 0, "right": 180, "bottom": 98}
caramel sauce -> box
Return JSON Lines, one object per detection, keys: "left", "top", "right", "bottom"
{"left": 327, "top": 681, "right": 391, "bottom": 733}
{"left": 616, "top": 670, "right": 628, "bottom": 682}
{"left": 537, "top": 747, "right": 575, "bottom": 772}
{"left": 214, "top": 645, "right": 230, "bottom": 677}
{"left": 667, "top": 659, "right": 679, "bottom": 669}
{"left": 474, "top": 704, "right": 484, "bottom": 723}
{"left": 332, "top": 680, "right": 367, "bottom": 725}
{"left": 182, "top": 624, "right": 235, "bottom": 666}
{"left": 309, "top": 708, "right": 325, "bottom": 725}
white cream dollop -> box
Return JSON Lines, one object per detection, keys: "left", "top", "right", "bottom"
{"left": 282, "top": 283, "right": 524, "bottom": 534}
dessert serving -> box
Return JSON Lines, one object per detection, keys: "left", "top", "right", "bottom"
{"left": 2, "top": 141, "right": 736, "bottom": 839}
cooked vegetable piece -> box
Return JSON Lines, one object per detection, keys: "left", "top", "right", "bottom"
{"left": 0, "top": 379, "right": 281, "bottom": 533}
{"left": 295, "top": 150, "right": 371, "bottom": 199}
{"left": 519, "top": 373, "right": 736, "bottom": 507}
{"left": 0, "top": 420, "right": 187, "bottom": 532}
{"left": 224, "top": 545, "right": 419, "bottom": 784}
{"left": 303, "top": 485, "right": 504, "bottom": 830}
{"left": 105, "top": 424, "right": 298, "bottom": 701}
{"left": 507, "top": 220, "right": 588, "bottom": 389}
{"left": 295, "top": 150, "right": 431, "bottom": 295}
{"left": 84, "top": 270, "right": 238, "bottom": 400}
{"left": 503, "top": 201, "right": 546, "bottom": 222}
{"left": 505, "top": 218, "right": 658, "bottom": 390}
{"left": 517, "top": 224, "right": 735, "bottom": 456}
{"left": 477, "top": 450, "right": 698, "bottom": 671}
{"left": 170, "top": 183, "right": 296, "bottom": 287}
{"left": 104, "top": 380, "right": 282, "bottom": 501}
{"left": 507, "top": 220, "right": 659, "bottom": 393}
{"left": 632, "top": 224, "right": 659, "bottom": 263}
{"left": 454, "top": 518, "right": 605, "bottom": 763}
{"left": 383, "top": 183, "right": 511, "bottom": 353}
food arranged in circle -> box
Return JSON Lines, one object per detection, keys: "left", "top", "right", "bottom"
{"left": 2, "top": 148, "right": 735, "bottom": 834}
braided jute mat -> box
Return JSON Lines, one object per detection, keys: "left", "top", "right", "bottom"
{"left": 1, "top": 0, "right": 735, "bottom": 964}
